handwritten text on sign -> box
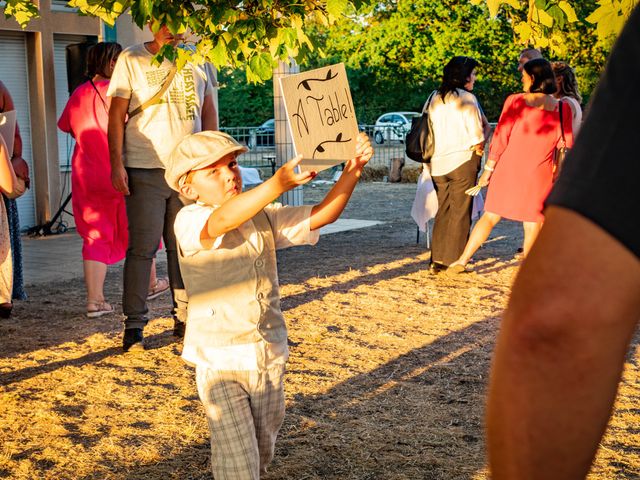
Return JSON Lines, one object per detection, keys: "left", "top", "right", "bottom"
{"left": 280, "top": 63, "right": 359, "bottom": 173}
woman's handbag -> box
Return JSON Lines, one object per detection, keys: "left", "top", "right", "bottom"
{"left": 5, "top": 176, "right": 26, "bottom": 200}
{"left": 406, "top": 91, "right": 436, "bottom": 163}
{"left": 553, "top": 101, "right": 569, "bottom": 181}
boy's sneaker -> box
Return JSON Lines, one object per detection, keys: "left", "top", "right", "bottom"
{"left": 173, "top": 320, "right": 186, "bottom": 338}
{"left": 122, "top": 328, "right": 145, "bottom": 352}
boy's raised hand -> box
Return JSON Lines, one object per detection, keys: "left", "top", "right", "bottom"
{"left": 346, "top": 132, "right": 374, "bottom": 171}
{"left": 274, "top": 154, "right": 317, "bottom": 192}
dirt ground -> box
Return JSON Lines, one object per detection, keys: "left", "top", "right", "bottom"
{"left": 0, "top": 182, "right": 638, "bottom": 479}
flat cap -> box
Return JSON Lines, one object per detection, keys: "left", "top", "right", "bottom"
{"left": 165, "top": 131, "right": 248, "bottom": 191}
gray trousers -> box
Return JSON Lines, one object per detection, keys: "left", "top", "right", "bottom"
{"left": 123, "top": 168, "right": 187, "bottom": 330}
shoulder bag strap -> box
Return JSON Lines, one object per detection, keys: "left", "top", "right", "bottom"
{"left": 558, "top": 100, "right": 566, "bottom": 147}
{"left": 128, "top": 65, "right": 178, "bottom": 119}
{"left": 422, "top": 90, "right": 436, "bottom": 113}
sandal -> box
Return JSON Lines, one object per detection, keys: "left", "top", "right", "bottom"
{"left": 147, "top": 277, "right": 170, "bottom": 301}
{"left": 87, "top": 301, "right": 114, "bottom": 318}
{"left": 444, "top": 264, "right": 470, "bottom": 276}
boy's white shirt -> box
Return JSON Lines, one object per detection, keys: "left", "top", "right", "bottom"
{"left": 174, "top": 201, "right": 320, "bottom": 371}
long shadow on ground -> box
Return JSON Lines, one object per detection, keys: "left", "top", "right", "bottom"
{"left": 70, "top": 317, "right": 498, "bottom": 480}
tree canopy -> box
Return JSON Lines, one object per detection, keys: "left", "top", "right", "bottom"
{"left": 2, "top": 0, "right": 637, "bottom": 82}
{"left": 306, "top": 0, "right": 622, "bottom": 122}
{"left": 2, "top": 0, "right": 637, "bottom": 125}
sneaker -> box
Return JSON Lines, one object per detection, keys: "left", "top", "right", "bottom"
{"left": 173, "top": 320, "right": 186, "bottom": 338}
{"left": 147, "top": 277, "right": 170, "bottom": 301}
{"left": 122, "top": 328, "right": 145, "bottom": 352}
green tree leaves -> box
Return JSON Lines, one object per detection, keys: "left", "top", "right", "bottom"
{"left": 2, "top": 0, "right": 40, "bottom": 27}
{"left": 3, "top": 0, "right": 354, "bottom": 82}
{"left": 586, "top": 0, "right": 638, "bottom": 41}
{"left": 2, "top": 0, "right": 638, "bottom": 82}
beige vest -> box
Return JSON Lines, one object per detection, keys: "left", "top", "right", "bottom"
{"left": 179, "top": 210, "right": 287, "bottom": 349}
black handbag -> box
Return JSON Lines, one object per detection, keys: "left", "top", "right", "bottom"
{"left": 553, "top": 100, "right": 570, "bottom": 181}
{"left": 406, "top": 91, "right": 436, "bottom": 163}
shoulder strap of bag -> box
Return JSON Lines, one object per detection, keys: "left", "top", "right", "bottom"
{"left": 422, "top": 90, "right": 437, "bottom": 114}
{"left": 558, "top": 100, "right": 566, "bottom": 146}
{"left": 128, "top": 65, "right": 178, "bottom": 119}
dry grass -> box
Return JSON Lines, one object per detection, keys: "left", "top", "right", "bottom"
{"left": 360, "top": 166, "right": 389, "bottom": 182}
{"left": 0, "top": 183, "right": 638, "bottom": 479}
{"left": 401, "top": 166, "right": 421, "bottom": 183}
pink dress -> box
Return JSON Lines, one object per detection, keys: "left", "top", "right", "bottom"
{"left": 57, "top": 80, "right": 128, "bottom": 264}
{"left": 485, "top": 94, "right": 574, "bottom": 223}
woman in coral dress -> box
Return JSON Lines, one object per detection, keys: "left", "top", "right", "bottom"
{"left": 58, "top": 43, "right": 168, "bottom": 317}
{"left": 448, "top": 58, "right": 573, "bottom": 272}
{"left": 58, "top": 43, "right": 127, "bottom": 316}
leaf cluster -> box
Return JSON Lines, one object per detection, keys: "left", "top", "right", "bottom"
{"left": 217, "top": 68, "right": 274, "bottom": 127}
{"left": 3, "top": 0, "right": 359, "bottom": 82}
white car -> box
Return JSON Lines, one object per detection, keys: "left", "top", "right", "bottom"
{"left": 373, "top": 111, "right": 421, "bottom": 144}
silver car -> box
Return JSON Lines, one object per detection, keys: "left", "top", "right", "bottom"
{"left": 373, "top": 111, "right": 421, "bottom": 144}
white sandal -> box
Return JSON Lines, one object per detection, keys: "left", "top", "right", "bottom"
{"left": 86, "top": 301, "right": 114, "bottom": 318}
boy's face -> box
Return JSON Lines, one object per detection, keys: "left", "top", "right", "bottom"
{"left": 181, "top": 152, "right": 243, "bottom": 206}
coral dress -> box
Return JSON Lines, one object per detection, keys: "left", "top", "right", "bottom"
{"left": 57, "top": 80, "right": 128, "bottom": 264}
{"left": 485, "top": 93, "right": 574, "bottom": 222}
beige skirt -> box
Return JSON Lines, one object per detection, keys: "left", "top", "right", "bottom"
{"left": 0, "top": 199, "right": 13, "bottom": 304}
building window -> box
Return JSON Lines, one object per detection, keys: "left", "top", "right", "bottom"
{"left": 51, "top": 1, "right": 78, "bottom": 12}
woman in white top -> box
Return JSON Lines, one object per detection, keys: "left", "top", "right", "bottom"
{"left": 428, "top": 56, "right": 485, "bottom": 272}
{"left": 552, "top": 61, "right": 582, "bottom": 136}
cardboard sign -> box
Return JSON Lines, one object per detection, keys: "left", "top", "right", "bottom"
{"left": 279, "top": 63, "right": 359, "bottom": 173}
{"left": 0, "top": 110, "right": 16, "bottom": 156}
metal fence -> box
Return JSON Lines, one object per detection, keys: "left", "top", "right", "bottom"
{"left": 220, "top": 125, "right": 410, "bottom": 178}
{"left": 220, "top": 123, "right": 497, "bottom": 179}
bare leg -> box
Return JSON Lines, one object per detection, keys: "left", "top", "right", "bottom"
{"left": 84, "top": 260, "right": 108, "bottom": 304}
{"left": 487, "top": 207, "right": 640, "bottom": 479}
{"left": 450, "top": 211, "right": 501, "bottom": 266}
{"left": 149, "top": 258, "right": 158, "bottom": 291}
{"left": 522, "top": 221, "right": 543, "bottom": 257}
{"left": 147, "top": 257, "right": 170, "bottom": 300}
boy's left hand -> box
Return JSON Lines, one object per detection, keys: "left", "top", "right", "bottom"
{"left": 346, "top": 132, "right": 373, "bottom": 171}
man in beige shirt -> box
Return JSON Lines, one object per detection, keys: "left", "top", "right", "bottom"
{"left": 107, "top": 23, "right": 217, "bottom": 351}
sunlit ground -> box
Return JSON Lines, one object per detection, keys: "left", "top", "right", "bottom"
{"left": 0, "top": 183, "right": 637, "bottom": 479}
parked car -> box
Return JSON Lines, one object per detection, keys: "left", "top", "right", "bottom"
{"left": 372, "top": 112, "right": 421, "bottom": 144}
{"left": 248, "top": 118, "right": 275, "bottom": 149}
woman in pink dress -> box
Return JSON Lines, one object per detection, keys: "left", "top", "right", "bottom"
{"left": 448, "top": 58, "right": 573, "bottom": 272}
{"left": 58, "top": 43, "right": 126, "bottom": 316}
{"left": 58, "top": 43, "right": 168, "bottom": 317}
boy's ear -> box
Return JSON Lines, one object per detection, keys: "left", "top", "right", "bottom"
{"left": 179, "top": 183, "right": 199, "bottom": 201}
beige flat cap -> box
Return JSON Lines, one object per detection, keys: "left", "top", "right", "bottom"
{"left": 165, "top": 131, "right": 248, "bottom": 191}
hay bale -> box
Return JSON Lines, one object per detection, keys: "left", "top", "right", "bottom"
{"left": 360, "top": 165, "right": 389, "bottom": 182}
{"left": 401, "top": 166, "right": 421, "bottom": 183}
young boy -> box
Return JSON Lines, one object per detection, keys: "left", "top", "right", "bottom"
{"left": 165, "top": 130, "right": 373, "bottom": 479}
